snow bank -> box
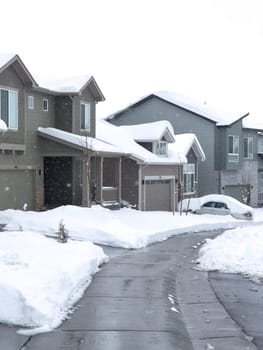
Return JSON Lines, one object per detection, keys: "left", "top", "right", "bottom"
{"left": 0, "top": 205, "right": 262, "bottom": 334}
{"left": 1, "top": 205, "right": 262, "bottom": 249}
{"left": 0, "top": 231, "right": 107, "bottom": 333}
{"left": 197, "top": 224, "right": 263, "bottom": 279}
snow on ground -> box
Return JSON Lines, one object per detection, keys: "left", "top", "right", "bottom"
{"left": 1, "top": 205, "right": 262, "bottom": 249}
{"left": 197, "top": 224, "right": 263, "bottom": 281}
{"left": 0, "top": 205, "right": 263, "bottom": 334}
{"left": 0, "top": 230, "right": 107, "bottom": 335}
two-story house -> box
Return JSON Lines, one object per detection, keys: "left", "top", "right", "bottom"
{"left": 0, "top": 55, "right": 205, "bottom": 212}
{"left": 107, "top": 90, "right": 263, "bottom": 207}
{"left": 0, "top": 54, "right": 116, "bottom": 210}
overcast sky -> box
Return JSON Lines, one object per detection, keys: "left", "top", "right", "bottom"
{"left": 1, "top": 0, "right": 262, "bottom": 120}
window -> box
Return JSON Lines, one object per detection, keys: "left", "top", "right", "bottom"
{"left": 183, "top": 163, "right": 195, "bottom": 193}
{"left": 42, "top": 99, "right": 48, "bottom": 111}
{"left": 259, "top": 137, "right": 263, "bottom": 154}
{"left": 244, "top": 136, "right": 253, "bottom": 159}
{"left": 228, "top": 135, "right": 239, "bottom": 162}
{"left": 154, "top": 141, "right": 168, "bottom": 156}
{"left": 28, "top": 95, "right": 34, "bottom": 109}
{"left": 0, "top": 88, "right": 18, "bottom": 129}
{"left": 81, "top": 103, "right": 91, "bottom": 130}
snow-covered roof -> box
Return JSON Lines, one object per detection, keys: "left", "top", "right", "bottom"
{"left": 108, "top": 90, "right": 249, "bottom": 126}
{"left": 0, "top": 53, "right": 16, "bottom": 70}
{"left": 96, "top": 119, "right": 187, "bottom": 164}
{"left": 242, "top": 115, "right": 263, "bottom": 130}
{"left": 0, "top": 53, "right": 104, "bottom": 100}
{"left": 0, "top": 53, "right": 38, "bottom": 86}
{"left": 120, "top": 120, "right": 175, "bottom": 143}
{"left": 37, "top": 127, "right": 124, "bottom": 155}
{"left": 172, "top": 133, "right": 206, "bottom": 161}
{"left": 36, "top": 75, "right": 92, "bottom": 93}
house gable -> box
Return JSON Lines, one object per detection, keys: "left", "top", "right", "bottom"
{"left": 0, "top": 54, "right": 37, "bottom": 88}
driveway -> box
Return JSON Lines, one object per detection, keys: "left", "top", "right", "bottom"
{"left": 0, "top": 230, "right": 259, "bottom": 350}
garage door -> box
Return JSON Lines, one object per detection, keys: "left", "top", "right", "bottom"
{"left": 224, "top": 184, "right": 250, "bottom": 204}
{"left": 143, "top": 179, "right": 172, "bottom": 211}
{"left": 0, "top": 170, "right": 35, "bottom": 210}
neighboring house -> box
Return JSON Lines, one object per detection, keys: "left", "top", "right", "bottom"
{"left": 0, "top": 54, "right": 205, "bottom": 212}
{"left": 96, "top": 119, "right": 205, "bottom": 211}
{"left": 107, "top": 90, "right": 263, "bottom": 207}
{"left": 242, "top": 118, "right": 263, "bottom": 207}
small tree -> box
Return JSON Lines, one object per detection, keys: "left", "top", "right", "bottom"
{"left": 56, "top": 219, "right": 69, "bottom": 243}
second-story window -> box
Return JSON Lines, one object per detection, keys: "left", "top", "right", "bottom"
{"left": 154, "top": 141, "right": 168, "bottom": 156}
{"left": 42, "top": 99, "right": 48, "bottom": 112}
{"left": 228, "top": 135, "right": 239, "bottom": 162}
{"left": 0, "top": 88, "right": 18, "bottom": 129}
{"left": 244, "top": 136, "right": 253, "bottom": 159}
{"left": 81, "top": 103, "right": 91, "bottom": 131}
{"left": 28, "top": 95, "right": 34, "bottom": 109}
{"left": 258, "top": 136, "right": 263, "bottom": 154}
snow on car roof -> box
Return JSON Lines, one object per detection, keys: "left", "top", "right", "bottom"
{"left": 180, "top": 194, "right": 253, "bottom": 214}
{"left": 199, "top": 194, "right": 252, "bottom": 213}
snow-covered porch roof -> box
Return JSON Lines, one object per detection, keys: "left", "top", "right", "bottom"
{"left": 37, "top": 127, "right": 126, "bottom": 157}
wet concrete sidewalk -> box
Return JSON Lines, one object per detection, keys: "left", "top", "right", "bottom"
{"left": 0, "top": 231, "right": 259, "bottom": 350}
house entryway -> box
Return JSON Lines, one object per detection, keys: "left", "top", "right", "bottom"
{"left": 44, "top": 157, "right": 73, "bottom": 207}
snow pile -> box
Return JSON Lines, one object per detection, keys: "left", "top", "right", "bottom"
{"left": 0, "top": 205, "right": 262, "bottom": 249}
{"left": 0, "top": 205, "right": 263, "bottom": 334}
{"left": 0, "top": 231, "right": 107, "bottom": 333}
{"left": 0, "top": 119, "right": 7, "bottom": 132}
{"left": 197, "top": 224, "right": 263, "bottom": 279}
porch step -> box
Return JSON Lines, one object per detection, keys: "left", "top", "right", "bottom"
{"left": 101, "top": 201, "right": 121, "bottom": 210}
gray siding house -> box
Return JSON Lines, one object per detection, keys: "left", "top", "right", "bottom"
{"left": 0, "top": 55, "right": 205, "bottom": 212}
{"left": 107, "top": 91, "right": 263, "bottom": 207}
{"left": 0, "top": 54, "right": 120, "bottom": 210}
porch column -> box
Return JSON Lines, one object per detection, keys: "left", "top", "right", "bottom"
{"left": 118, "top": 158, "right": 122, "bottom": 203}
{"left": 100, "top": 157, "right": 104, "bottom": 202}
{"left": 81, "top": 155, "right": 90, "bottom": 207}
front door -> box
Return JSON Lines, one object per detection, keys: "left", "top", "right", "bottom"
{"left": 44, "top": 157, "right": 73, "bottom": 207}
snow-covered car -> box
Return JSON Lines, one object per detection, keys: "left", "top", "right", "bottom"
{"left": 179, "top": 194, "right": 254, "bottom": 220}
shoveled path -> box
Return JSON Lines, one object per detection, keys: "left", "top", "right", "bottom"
{"left": 0, "top": 230, "right": 258, "bottom": 350}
